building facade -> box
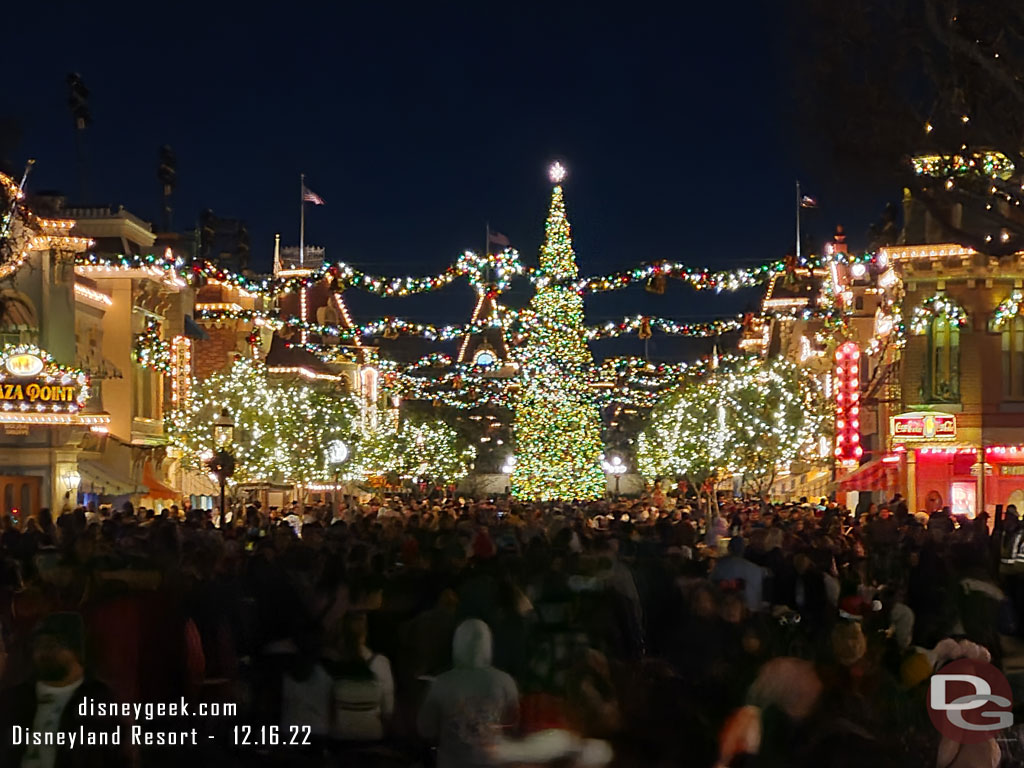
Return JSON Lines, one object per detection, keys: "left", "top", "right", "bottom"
{"left": 0, "top": 177, "right": 194, "bottom": 513}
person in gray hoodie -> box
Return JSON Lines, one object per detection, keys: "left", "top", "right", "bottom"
{"left": 418, "top": 618, "right": 519, "bottom": 768}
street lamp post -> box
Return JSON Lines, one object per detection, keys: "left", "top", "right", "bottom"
{"left": 209, "top": 407, "right": 235, "bottom": 528}
{"left": 61, "top": 468, "right": 81, "bottom": 510}
{"left": 501, "top": 456, "right": 516, "bottom": 494}
{"left": 326, "top": 439, "right": 349, "bottom": 519}
{"left": 601, "top": 454, "right": 627, "bottom": 497}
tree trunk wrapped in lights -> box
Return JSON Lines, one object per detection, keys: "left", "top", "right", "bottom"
{"left": 511, "top": 165, "right": 605, "bottom": 501}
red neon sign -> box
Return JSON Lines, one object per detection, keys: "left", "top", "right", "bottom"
{"left": 834, "top": 341, "right": 862, "bottom": 466}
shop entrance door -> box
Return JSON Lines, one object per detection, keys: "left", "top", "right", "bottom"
{"left": 0, "top": 475, "right": 41, "bottom": 518}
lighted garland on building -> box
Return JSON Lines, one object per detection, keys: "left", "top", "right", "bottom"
{"left": 573, "top": 259, "right": 784, "bottom": 295}
{"left": 230, "top": 307, "right": 751, "bottom": 347}
{"left": 371, "top": 351, "right": 755, "bottom": 413}
{"left": 991, "top": 291, "right": 1023, "bottom": 331}
{"left": 586, "top": 316, "right": 743, "bottom": 339}
{"left": 193, "top": 307, "right": 285, "bottom": 329}
{"left": 191, "top": 244, "right": 786, "bottom": 302}
{"left": 0, "top": 183, "right": 91, "bottom": 279}
{"left": 455, "top": 250, "right": 524, "bottom": 294}
{"left": 133, "top": 319, "right": 174, "bottom": 373}
{"left": 192, "top": 248, "right": 524, "bottom": 298}
{"left": 511, "top": 167, "right": 606, "bottom": 501}
{"left": 909, "top": 294, "right": 969, "bottom": 335}
{"left": 75, "top": 251, "right": 183, "bottom": 274}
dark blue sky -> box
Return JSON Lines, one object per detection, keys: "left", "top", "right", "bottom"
{"left": 4, "top": 0, "right": 892, "bottom": 359}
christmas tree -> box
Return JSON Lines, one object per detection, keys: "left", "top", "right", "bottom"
{"left": 511, "top": 163, "right": 606, "bottom": 501}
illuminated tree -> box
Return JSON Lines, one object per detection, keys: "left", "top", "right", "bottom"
{"left": 637, "top": 367, "right": 733, "bottom": 493}
{"left": 510, "top": 165, "right": 606, "bottom": 501}
{"left": 638, "top": 357, "right": 827, "bottom": 500}
{"left": 727, "top": 357, "right": 828, "bottom": 499}
{"left": 168, "top": 357, "right": 361, "bottom": 485}
{"left": 357, "top": 417, "right": 475, "bottom": 484}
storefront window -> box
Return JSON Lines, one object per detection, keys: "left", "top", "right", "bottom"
{"left": 133, "top": 365, "right": 159, "bottom": 420}
{"left": 924, "top": 317, "right": 960, "bottom": 403}
{"left": 1002, "top": 316, "right": 1024, "bottom": 399}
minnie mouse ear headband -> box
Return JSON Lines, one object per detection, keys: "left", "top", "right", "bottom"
{"left": 837, "top": 595, "right": 880, "bottom": 621}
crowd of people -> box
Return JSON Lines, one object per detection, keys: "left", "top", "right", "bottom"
{"left": 0, "top": 490, "right": 1021, "bottom": 767}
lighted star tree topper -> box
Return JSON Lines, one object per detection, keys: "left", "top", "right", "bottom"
{"left": 511, "top": 162, "right": 606, "bottom": 501}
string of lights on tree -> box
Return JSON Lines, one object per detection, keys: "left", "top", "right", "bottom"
{"left": 167, "top": 356, "right": 363, "bottom": 486}
{"left": 910, "top": 144, "right": 1024, "bottom": 245}
{"left": 912, "top": 150, "right": 1015, "bottom": 181}
{"left": 637, "top": 356, "right": 827, "bottom": 493}
{"left": 358, "top": 417, "right": 475, "bottom": 483}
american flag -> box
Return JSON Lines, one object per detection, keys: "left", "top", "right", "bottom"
{"left": 800, "top": 194, "right": 818, "bottom": 209}
{"left": 302, "top": 185, "right": 325, "bottom": 205}
{"left": 487, "top": 229, "right": 510, "bottom": 247}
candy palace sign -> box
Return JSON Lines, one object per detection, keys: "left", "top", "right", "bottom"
{"left": 0, "top": 345, "right": 90, "bottom": 412}
{"left": 892, "top": 411, "right": 957, "bottom": 442}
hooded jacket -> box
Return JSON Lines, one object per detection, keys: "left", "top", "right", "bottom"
{"left": 417, "top": 619, "right": 519, "bottom": 768}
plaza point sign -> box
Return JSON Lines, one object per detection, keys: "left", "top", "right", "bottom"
{"left": 0, "top": 345, "right": 90, "bottom": 412}
{"left": 892, "top": 411, "right": 956, "bottom": 443}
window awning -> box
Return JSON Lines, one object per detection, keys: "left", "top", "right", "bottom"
{"left": 79, "top": 460, "right": 148, "bottom": 497}
{"left": 142, "top": 460, "right": 177, "bottom": 500}
{"left": 184, "top": 315, "right": 209, "bottom": 341}
{"left": 839, "top": 457, "right": 900, "bottom": 492}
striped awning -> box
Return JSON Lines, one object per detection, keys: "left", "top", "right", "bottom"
{"left": 839, "top": 457, "right": 900, "bottom": 492}
{"left": 142, "top": 460, "right": 177, "bottom": 500}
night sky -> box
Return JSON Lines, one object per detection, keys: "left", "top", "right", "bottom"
{"left": 4, "top": 1, "right": 894, "bottom": 360}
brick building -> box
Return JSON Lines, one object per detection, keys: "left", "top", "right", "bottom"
{"left": 879, "top": 242, "right": 1024, "bottom": 516}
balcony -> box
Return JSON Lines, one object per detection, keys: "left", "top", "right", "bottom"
{"left": 131, "top": 417, "right": 165, "bottom": 446}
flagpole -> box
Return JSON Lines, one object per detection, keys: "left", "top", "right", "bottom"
{"left": 299, "top": 173, "right": 306, "bottom": 344}
{"left": 299, "top": 173, "right": 306, "bottom": 268}
{"left": 795, "top": 180, "right": 801, "bottom": 265}
{"left": 484, "top": 221, "right": 491, "bottom": 285}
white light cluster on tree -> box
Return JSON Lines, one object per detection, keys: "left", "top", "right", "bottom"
{"left": 358, "top": 417, "right": 475, "bottom": 484}
{"left": 637, "top": 356, "right": 828, "bottom": 497}
{"left": 168, "top": 356, "right": 361, "bottom": 486}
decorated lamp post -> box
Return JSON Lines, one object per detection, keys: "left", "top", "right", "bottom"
{"left": 326, "top": 439, "right": 349, "bottom": 518}
{"left": 601, "top": 453, "right": 628, "bottom": 497}
{"left": 209, "top": 407, "right": 235, "bottom": 527}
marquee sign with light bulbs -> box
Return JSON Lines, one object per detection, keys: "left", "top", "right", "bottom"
{"left": 0, "top": 346, "right": 98, "bottom": 424}
{"left": 833, "top": 341, "right": 862, "bottom": 468}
